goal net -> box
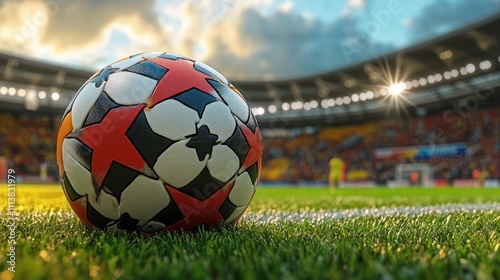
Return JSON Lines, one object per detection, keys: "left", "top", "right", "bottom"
{"left": 395, "top": 163, "right": 433, "bottom": 188}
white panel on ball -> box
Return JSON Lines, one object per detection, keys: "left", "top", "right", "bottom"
{"left": 145, "top": 99, "right": 199, "bottom": 141}
{"left": 218, "top": 86, "right": 250, "bottom": 123}
{"left": 109, "top": 56, "right": 145, "bottom": 71}
{"left": 62, "top": 147, "right": 120, "bottom": 220}
{"left": 198, "top": 101, "right": 236, "bottom": 142}
{"left": 90, "top": 190, "right": 120, "bottom": 221}
{"left": 228, "top": 172, "right": 254, "bottom": 207}
{"left": 154, "top": 140, "right": 208, "bottom": 188}
{"left": 207, "top": 145, "right": 240, "bottom": 183}
{"left": 225, "top": 206, "right": 246, "bottom": 223}
{"left": 119, "top": 175, "right": 170, "bottom": 225}
{"left": 62, "top": 142, "right": 94, "bottom": 196}
{"left": 195, "top": 60, "right": 229, "bottom": 85}
{"left": 104, "top": 72, "right": 157, "bottom": 105}
{"left": 139, "top": 52, "right": 165, "bottom": 59}
{"left": 140, "top": 221, "right": 168, "bottom": 233}
{"left": 62, "top": 138, "right": 89, "bottom": 169}
{"left": 71, "top": 83, "right": 104, "bottom": 130}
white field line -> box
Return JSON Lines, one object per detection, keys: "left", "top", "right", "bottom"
{"left": 242, "top": 203, "right": 500, "bottom": 224}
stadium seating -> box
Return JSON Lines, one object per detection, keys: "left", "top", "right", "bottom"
{"left": 262, "top": 107, "right": 500, "bottom": 183}
{"left": 0, "top": 113, "right": 59, "bottom": 182}
{"left": 1, "top": 107, "right": 498, "bottom": 184}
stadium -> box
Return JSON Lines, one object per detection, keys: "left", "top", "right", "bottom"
{"left": 0, "top": 0, "right": 499, "bottom": 279}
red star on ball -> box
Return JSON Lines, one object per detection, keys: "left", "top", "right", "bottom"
{"left": 76, "top": 105, "right": 150, "bottom": 188}
{"left": 165, "top": 183, "right": 233, "bottom": 231}
{"left": 240, "top": 124, "right": 263, "bottom": 170}
{"left": 147, "top": 58, "right": 216, "bottom": 107}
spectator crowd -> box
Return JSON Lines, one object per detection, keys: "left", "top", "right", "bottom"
{"left": 262, "top": 107, "right": 500, "bottom": 184}
{"left": 0, "top": 113, "right": 59, "bottom": 181}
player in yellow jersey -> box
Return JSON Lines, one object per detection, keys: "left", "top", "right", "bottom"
{"left": 329, "top": 156, "right": 345, "bottom": 191}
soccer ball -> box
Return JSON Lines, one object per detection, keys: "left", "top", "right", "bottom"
{"left": 56, "top": 52, "right": 262, "bottom": 233}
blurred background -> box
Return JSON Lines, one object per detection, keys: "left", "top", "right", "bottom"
{"left": 0, "top": 0, "right": 499, "bottom": 188}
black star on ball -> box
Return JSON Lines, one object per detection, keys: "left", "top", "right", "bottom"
{"left": 186, "top": 125, "right": 218, "bottom": 161}
{"left": 116, "top": 213, "right": 140, "bottom": 231}
{"left": 91, "top": 66, "right": 119, "bottom": 87}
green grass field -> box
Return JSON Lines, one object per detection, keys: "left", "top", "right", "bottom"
{"left": 1, "top": 185, "right": 500, "bottom": 279}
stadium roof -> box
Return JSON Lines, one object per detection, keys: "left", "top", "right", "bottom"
{"left": 0, "top": 13, "right": 499, "bottom": 128}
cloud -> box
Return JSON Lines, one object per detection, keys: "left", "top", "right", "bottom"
{"left": 277, "top": 1, "right": 294, "bottom": 13}
{"left": 0, "top": 0, "right": 394, "bottom": 80}
{"left": 41, "top": 0, "right": 165, "bottom": 52}
{"left": 0, "top": 0, "right": 167, "bottom": 65}
{"left": 196, "top": 2, "right": 394, "bottom": 80}
{"left": 409, "top": 0, "right": 500, "bottom": 40}
{"left": 342, "top": 0, "right": 365, "bottom": 16}
{"left": 0, "top": 0, "right": 48, "bottom": 51}
{"left": 402, "top": 18, "right": 413, "bottom": 27}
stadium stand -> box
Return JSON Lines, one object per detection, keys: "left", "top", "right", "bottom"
{"left": 0, "top": 113, "right": 59, "bottom": 182}
{"left": 262, "top": 107, "right": 500, "bottom": 184}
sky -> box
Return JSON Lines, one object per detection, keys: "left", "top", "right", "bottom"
{"left": 0, "top": 0, "right": 499, "bottom": 81}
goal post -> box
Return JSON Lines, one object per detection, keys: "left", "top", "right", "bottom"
{"left": 395, "top": 163, "right": 433, "bottom": 188}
